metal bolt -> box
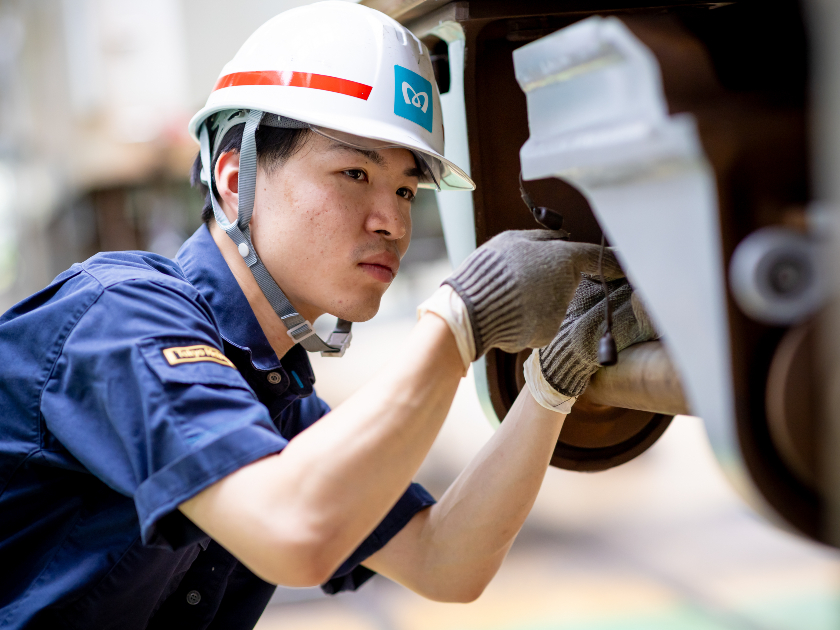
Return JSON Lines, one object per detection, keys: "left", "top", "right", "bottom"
{"left": 769, "top": 257, "right": 808, "bottom": 296}
{"left": 729, "top": 226, "right": 823, "bottom": 325}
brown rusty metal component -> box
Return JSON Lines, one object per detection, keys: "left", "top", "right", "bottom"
{"left": 512, "top": 349, "right": 673, "bottom": 472}
{"left": 585, "top": 342, "right": 690, "bottom": 416}
{"left": 468, "top": 2, "right": 818, "bottom": 537}
{"left": 766, "top": 321, "right": 818, "bottom": 490}
{"left": 555, "top": 403, "right": 673, "bottom": 472}
{"left": 372, "top": 0, "right": 824, "bottom": 539}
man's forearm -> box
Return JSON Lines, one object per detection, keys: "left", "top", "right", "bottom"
{"left": 180, "top": 313, "right": 465, "bottom": 585}
{"left": 365, "top": 387, "right": 565, "bottom": 601}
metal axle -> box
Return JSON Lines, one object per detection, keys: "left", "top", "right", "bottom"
{"left": 582, "top": 341, "right": 690, "bottom": 417}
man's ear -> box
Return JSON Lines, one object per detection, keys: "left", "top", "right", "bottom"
{"left": 214, "top": 150, "right": 240, "bottom": 223}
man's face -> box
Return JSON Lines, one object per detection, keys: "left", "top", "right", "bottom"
{"left": 249, "top": 132, "right": 420, "bottom": 323}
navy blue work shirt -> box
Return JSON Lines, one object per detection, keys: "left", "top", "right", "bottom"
{"left": 0, "top": 225, "right": 435, "bottom": 629}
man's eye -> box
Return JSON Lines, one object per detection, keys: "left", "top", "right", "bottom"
{"left": 344, "top": 169, "right": 367, "bottom": 181}
{"left": 397, "top": 187, "right": 415, "bottom": 201}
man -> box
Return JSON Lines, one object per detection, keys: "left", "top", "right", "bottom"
{"left": 0, "top": 2, "right": 656, "bottom": 628}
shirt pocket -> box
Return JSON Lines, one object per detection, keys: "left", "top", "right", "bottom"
{"left": 138, "top": 336, "right": 246, "bottom": 389}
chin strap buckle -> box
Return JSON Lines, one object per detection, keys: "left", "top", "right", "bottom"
{"left": 320, "top": 330, "right": 352, "bottom": 358}
{"left": 320, "top": 318, "right": 353, "bottom": 357}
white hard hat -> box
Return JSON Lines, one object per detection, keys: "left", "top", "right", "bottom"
{"left": 188, "top": 0, "right": 474, "bottom": 191}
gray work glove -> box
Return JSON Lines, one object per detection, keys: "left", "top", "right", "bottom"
{"left": 442, "top": 230, "right": 623, "bottom": 359}
{"left": 539, "top": 276, "right": 660, "bottom": 398}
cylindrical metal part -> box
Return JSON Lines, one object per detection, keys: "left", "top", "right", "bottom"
{"left": 582, "top": 341, "right": 690, "bottom": 416}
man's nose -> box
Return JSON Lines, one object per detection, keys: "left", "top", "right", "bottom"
{"left": 366, "top": 195, "right": 408, "bottom": 241}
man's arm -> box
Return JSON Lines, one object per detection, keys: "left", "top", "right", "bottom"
{"left": 363, "top": 273, "right": 661, "bottom": 602}
{"left": 179, "top": 313, "right": 465, "bottom": 587}
{"left": 362, "top": 387, "right": 565, "bottom": 603}
{"left": 180, "top": 231, "right": 614, "bottom": 590}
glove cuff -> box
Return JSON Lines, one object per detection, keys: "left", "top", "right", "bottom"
{"left": 442, "top": 248, "right": 520, "bottom": 358}
{"left": 417, "top": 285, "right": 475, "bottom": 370}
{"left": 539, "top": 336, "right": 595, "bottom": 398}
{"left": 524, "top": 349, "right": 576, "bottom": 414}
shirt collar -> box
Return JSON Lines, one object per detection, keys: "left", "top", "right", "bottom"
{"left": 176, "top": 225, "right": 315, "bottom": 393}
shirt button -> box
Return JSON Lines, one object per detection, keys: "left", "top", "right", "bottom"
{"left": 267, "top": 372, "right": 282, "bottom": 385}
{"left": 186, "top": 590, "right": 201, "bottom": 606}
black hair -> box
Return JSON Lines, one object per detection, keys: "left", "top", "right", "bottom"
{"left": 190, "top": 121, "right": 310, "bottom": 224}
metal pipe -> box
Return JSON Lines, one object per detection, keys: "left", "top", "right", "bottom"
{"left": 582, "top": 341, "right": 690, "bottom": 416}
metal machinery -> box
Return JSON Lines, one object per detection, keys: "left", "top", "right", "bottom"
{"left": 361, "top": 0, "right": 840, "bottom": 547}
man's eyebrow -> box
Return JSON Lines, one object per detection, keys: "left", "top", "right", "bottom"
{"left": 404, "top": 166, "right": 423, "bottom": 180}
{"left": 328, "top": 141, "right": 422, "bottom": 181}
{"left": 328, "top": 142, "right": 385, "bottom": 167}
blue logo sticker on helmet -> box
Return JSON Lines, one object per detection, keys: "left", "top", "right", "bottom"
{"left": 394, "top": 65, "right": 433, "bottom": 132}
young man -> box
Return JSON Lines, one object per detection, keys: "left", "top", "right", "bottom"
{"left": 0, "top": 2, "right": 656, "bottom": 628}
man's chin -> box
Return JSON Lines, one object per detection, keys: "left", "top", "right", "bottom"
{"left": 328, "top": 295, "right": 382, "bottom": 323}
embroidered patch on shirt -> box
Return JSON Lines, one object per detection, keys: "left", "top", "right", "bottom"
{"left": 162, "top": 345, "right": 235, "bottom": 368}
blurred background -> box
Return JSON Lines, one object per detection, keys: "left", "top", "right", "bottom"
{"left": 2, "top": 0, "right": 839, "bottom": 628}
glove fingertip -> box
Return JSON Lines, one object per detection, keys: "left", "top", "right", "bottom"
{"left": 599, "top": 249, "right": 625, "bottom": 280}
{"left": 575, "top": 245, "right": 625, "bottom": 280}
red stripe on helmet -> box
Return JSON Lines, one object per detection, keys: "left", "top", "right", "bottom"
{"left": 213, "top": 70, "right": 372, "bottom": 100}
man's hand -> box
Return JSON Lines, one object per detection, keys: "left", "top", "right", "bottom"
{"left": 441, "top": 230, "right": 624, "bottom": 359}
{"left": 539, "top": 276, "right": 660, "bottom": 399}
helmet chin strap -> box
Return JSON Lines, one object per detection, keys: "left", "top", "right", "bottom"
{"left": 199, "top": 109, "right": 352, "bottom": 357}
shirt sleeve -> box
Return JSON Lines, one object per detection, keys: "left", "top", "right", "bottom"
{"left": 276, "top": 393, "right": 438, "bottom": 595}
{"left": 321, "top": 482, "right": 436, "bottom": 594}
{"left": 41, "top": 278, "right": 288, "bottom": 548}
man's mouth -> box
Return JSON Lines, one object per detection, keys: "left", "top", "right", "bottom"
{"left": 358, "top": 252, "right": 399, "bottom": 283}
